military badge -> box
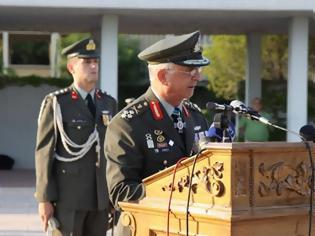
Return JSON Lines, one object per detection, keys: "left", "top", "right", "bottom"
{"left": 86, "top": 39, "right": 96, "bottom": 51}
{"left": 157, "top": 135, "right": 165, "bottom": 143}
{"left": 154, "top": 130, "right": 163, "bottom": 135}
{"left": 102, "top": 110, "right": 112, "bottom": 126}
{"left": 157, "top": 142, "right": 168, "bottom": 148}
{"left": 145, "top": 133, "right": 154, "bottom": 149}
{"left": 168, "top": 140, "right": 174, "bottom": 146}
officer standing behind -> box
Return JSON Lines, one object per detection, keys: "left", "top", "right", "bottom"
{"left": 105, "top": 31, "right": 210, "bottom": 235}
{"left": 35, "top": 38, "right": 117, "bottom": 235}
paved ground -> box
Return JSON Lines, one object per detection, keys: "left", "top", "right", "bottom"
{"left": 0, "top": 169, "right": 113, "bottom": 236}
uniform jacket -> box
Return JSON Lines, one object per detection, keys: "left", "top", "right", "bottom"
{"left": 35, "top": 85, "right": 117, "bottom": 210}
{"left": 105, "top": 87, "right": 209, "bottom": 208}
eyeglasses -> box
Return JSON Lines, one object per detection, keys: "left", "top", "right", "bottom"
{"left": 166, "top": 67, "right": 202, "bottom": 77}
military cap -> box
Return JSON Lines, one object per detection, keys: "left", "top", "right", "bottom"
{"left": 138, "top": 31, "right": 210, "bottom": 67}
{"left": 61, "top": 38, "right": 99, "bottom": 58}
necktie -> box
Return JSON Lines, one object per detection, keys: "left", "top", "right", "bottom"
{"left": 171, "top": 107, "right": 186, "bottom": 145}
{"left": 86, "top": 93, "right": 96, "bottom": 117}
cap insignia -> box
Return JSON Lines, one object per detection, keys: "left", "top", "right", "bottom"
{"left": 86, "top": 39, "right": 96, "bottom": 51}
{"left": 194, "top": 36, "right": 202, "bottom": 53}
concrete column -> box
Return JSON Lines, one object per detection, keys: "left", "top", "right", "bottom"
{"left": 245, "top": 33, "right": 262, "bottom": 106}
{"left": 50, "top": 32, "right": 60, "bottom": 78}
{"left": 287, "top": 17, "right": 309, "bottom": 141}
{"left": 100, "top": 15, "right": 118, "bottom": 100}
{"left": 2, "top": 32, "right": 9, "bottom": 75}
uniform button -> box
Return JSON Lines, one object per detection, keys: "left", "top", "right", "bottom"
{"left": 62, "top": 169, "right": 66, "bottom": 173}
{"left": 163, "top": 160, "right": 168, "bottom": 166}
{"left": 77, "top": 126, "right": 81, "bottom": 130}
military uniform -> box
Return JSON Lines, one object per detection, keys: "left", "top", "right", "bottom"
{"left": 105, "top": 30, "right": 211, "bottom": 236}
{"left": 105, "top": 87, "right": 209, "bottom": 207}
{"left": 35, "top": 38, "right": 117, "bottom": 236}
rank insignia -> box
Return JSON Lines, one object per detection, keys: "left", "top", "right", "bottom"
{"left": 121, "top": 110, "right": 135, "bottom": 119}
{"left": 102, "top": 110, "right": 112, "bottom": 126}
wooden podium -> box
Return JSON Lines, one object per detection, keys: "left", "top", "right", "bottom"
{"left": 119, "top": 142, "right": 315, "bottom": 236}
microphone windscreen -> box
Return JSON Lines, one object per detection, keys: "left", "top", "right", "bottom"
{"left": 206, "top": 102, "right": 216, "bottom": 110}
{"left": 299, "top": 125, "right": 315, "bottom": 142}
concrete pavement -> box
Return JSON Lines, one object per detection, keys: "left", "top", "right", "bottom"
{"left": 0, "top": 170, "right": 113, "bottom": 236}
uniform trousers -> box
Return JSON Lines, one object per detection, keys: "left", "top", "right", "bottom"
{"left": 53, "top": 207, "right": 108, "bottom": 236}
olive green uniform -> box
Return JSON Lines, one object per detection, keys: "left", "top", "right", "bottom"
{"left": 35, "top": 85, "right": 117, "bottom": 235}
{"left": 105, "top": 87, "right": 209, "bottom": 235}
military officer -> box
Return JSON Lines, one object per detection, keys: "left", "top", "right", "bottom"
{"left": 35, "top": 38, "right": 117, "bottom": 236}
{"left": 104, "top": 31, "right": 210, "bottom": 235}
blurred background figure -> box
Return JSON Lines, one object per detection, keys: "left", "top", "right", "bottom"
{"left": 238, "top": 97, "right": 272, "bottom": 142}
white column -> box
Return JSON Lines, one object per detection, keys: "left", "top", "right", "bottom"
{"left": 100, "top": 15, "right": 118, "bottom": 100}
{"left": 245, "top": 33, "right": 262, "bottom": 106}
{"left": 2, "top": 32, "right": 9, "bottom": 75}
{"left": 287, "top": 17, "right": 309, "bottom": 141}
{"left": 50, "top": 32, "right": 60, "bottom": 78}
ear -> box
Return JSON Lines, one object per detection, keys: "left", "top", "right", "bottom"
{"left": 157, "top": 68, "right": 168, "bottom": 85}
{"left": 67, "top": 61, "right": 75, "bottom": 74}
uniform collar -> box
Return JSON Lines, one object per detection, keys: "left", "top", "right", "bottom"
{"left": 73, "top": 84, "right": 95, "bottom": 101}
{"left": 150, "top": 87, "right": 183, "bottom": 117}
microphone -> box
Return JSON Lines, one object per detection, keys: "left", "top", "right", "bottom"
{"left": 230, "top": 100, "right": 272, "bottom": 125}
{"left": 206, "top": 102, "right": 233, "bottom": 112}
{"left": 299, "top": 125, "right": 315, "bottom": 142}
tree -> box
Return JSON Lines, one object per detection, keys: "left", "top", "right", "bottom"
{"left": 202, "top": 35, "right": 246, "bottom": 100}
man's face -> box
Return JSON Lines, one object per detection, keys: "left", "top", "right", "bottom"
{"left": 251, "top": 99, "right": 262, "bottom": 112}
{"left": 68, "top": 57, "right": 99, "bottom": 89}
{"left": 163, "top": 64, "right": 202, "bottom": 104}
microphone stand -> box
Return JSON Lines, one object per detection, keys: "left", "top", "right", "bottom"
{"left": 214, "top": 111, "right": 232, "bottom": 143}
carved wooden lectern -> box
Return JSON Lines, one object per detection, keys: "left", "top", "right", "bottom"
{"left": 119, "top": 142, "right": 315, "bottom": 236}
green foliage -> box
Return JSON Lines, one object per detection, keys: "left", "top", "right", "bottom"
{"left": 118, "top": 35, "right": 147, "bottom": 109}
{"left": 261, "top": 35, "right": 288, "bottom": 80}
{"left": 118, "top": 35, "right": 147, "bottom": 85}
{"left": 203, "top": 35, "right": 246, "bottom": 100}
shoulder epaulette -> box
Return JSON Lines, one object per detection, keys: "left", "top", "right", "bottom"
{"left": 96, "top": 89, "right": 116, "bottom": 101}
{"left": 183, "top": 99, "right": 202, "bottom": 112}
{"left": 48, "top": 87, "right": 71, "bottom": 97}
{"left": 120, "top": 100, "right": 149, "bottom": 121}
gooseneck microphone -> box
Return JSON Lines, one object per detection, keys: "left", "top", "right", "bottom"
{"left": 206, "top": 102, "right": 233, "bottom": 112}
{"left": 229, "top": 100, "right": 303, "bottom": 139}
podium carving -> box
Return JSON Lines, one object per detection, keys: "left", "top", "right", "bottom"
{"left": 119, "top": 142, "right": 315, "bottom": 236}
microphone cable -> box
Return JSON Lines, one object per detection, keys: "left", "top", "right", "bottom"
{"left": 185, "top": 148, "right": 210, "bottom": 236}
{"left": 166, "top": 157, "right": 187, "bottom": 236}
{"left": 303, "top": 141, "right": 314, "bottom": 236}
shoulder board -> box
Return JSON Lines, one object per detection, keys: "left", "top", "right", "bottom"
{"left": 120, "top": 100, "right": 149, "bottom": 121}
{"left": 95, "top": 89, "right": 116, "bottom": 101}
{"left": 183, "top": 99, "right": 202, "bottom": 112}
{"left": 48, "top": 87, "right": 71, "bottom": 97}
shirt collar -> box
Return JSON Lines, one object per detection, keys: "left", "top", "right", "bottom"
{"left": 151, "top": 87, "right": 183, "bottom": 117}
{"left": 74, "top": 84, "right": 95, "bottom": 101}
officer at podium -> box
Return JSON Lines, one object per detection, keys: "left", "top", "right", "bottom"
{"left": 105, "top": 31, "right": 210, "bottom": 235}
